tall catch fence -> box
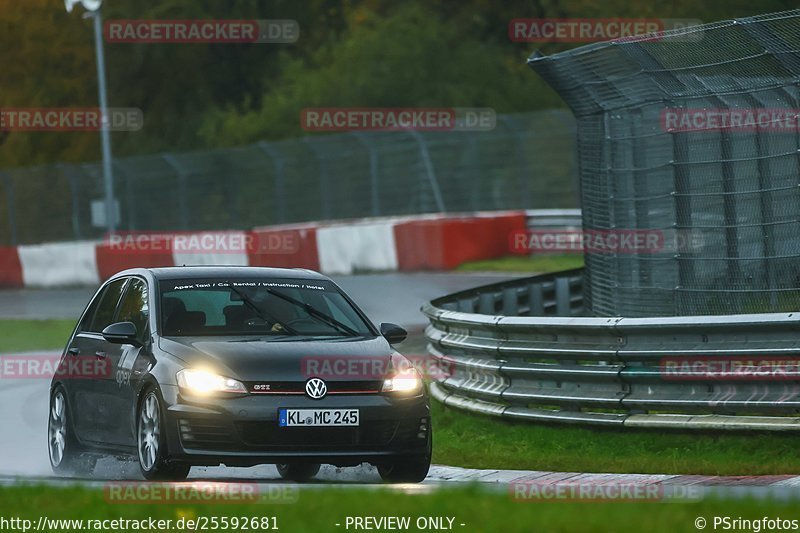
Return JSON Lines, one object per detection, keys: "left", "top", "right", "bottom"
{"left": 529, "top": 9, "right": 800, "bottom": 317}
{"left": 0, "top": 110, "right": 577, "bottom": 246}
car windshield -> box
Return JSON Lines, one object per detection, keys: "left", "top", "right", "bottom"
{"left": 159, "top": 278, "right": 374, "bottom": 338}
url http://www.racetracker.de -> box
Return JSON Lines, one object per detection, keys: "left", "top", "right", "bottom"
{"left": 0, "top": 515, "right": 280, "bottom": 532}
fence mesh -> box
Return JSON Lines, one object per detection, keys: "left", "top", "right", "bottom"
{"left": 0, "top": 110, "right": 577, "bottom": 245}
{"left": 529, "top": 9, "right": 800, "bottom": 317}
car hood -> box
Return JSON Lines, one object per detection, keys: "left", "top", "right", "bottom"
{"left": 158, "top": 335, "right": 395, "bottom": 382}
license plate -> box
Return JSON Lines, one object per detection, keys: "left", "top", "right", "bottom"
{"left": 279, "top": 408, "right": 360, "bottom": 427}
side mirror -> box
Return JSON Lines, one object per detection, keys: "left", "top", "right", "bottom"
{"left": 102, "top": 321, "right": 141, "bottom": 347}
{"left": 380, "top": 322, "right": 407, "bottom": 345}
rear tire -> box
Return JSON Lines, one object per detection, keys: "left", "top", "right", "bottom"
{"left": 276, "top": 462, "right": 321, "bottom": 481}
{"left": 137, "top": 388, "right": 190, "bottom": 481}
{"left": 48, "top": 386, "right": 96, "bottom": 477}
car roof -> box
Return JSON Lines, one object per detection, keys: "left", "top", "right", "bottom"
{"left": 145, "top": 266, "right": 329, "bottom": 281}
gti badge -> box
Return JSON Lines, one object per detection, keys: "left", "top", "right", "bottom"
{"left": 305, "top": 378, "right": 327, "bottom": 399}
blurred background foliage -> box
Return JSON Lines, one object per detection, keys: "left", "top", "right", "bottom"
{"left": 0, "top": 0, "right": 796, "bottom": 168}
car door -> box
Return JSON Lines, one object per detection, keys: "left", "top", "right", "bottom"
{"left": 101, "top": 277, "right": 151, "bottom": 446}
{"left": 66, "top": 277, "right": 127, "bottom": 445}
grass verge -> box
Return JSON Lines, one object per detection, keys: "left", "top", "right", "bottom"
{"left": 0, "top": 319, "right": 74, "bottom": 352}
{"left": 0, "top": 485, "right": 796, "bottom": 533}
{"left": 456, "top": 254, "right": 584, "bottom": 273}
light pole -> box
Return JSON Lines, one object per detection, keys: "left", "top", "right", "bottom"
{"left": 65, "top": 0, "right": 116, "bottom": 233}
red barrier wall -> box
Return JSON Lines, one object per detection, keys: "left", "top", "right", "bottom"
{"left": 0, "top": 246, "right": 23, "bottom": 287}
{"left": 394, "top": 212, "right": 526, "bottom": 271}
{"left": 248, "top": 226, "right": 320, "bottom": 271}
{"left": 95, "top": 244, "right": 174, "bottom": 281}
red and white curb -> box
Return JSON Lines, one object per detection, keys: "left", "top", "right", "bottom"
{"left": 427, "top": 465, "right": 798, "bottom": 487}
{"left": 0, "top": 211, "right": 529, "bottom": 288}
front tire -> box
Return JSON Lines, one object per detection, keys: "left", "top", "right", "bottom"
{"left": 48, "top": 386, "right": 96, "bottom": 477}
{"left": 276, "top": 462, "right": 320, "bottom": 481}
{"left": 378, "top": 455, "right": 431, "bottom": 483}
{"left": 137, "top": 388, "right": 190, "bottom": 481}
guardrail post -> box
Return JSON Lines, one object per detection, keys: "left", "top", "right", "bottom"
{"left": 479, "top": 293, "right": 495, "bottom": 314}
{"left": 555, "top": 277, "right": 570, "bottom": 316}
{"left": 457, "top": 297, "right": 475, "bottom": 313}
{"left": 502, "top": 287, "right": 518, "bottom": 315}
{"left": 528, "top": 284, "right": 544, "bottom": 316}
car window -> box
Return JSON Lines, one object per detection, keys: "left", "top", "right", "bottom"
{"left": 115, "top": 278, "right": 149, "bottom": 341}
{"left": 320, "top": 292, "right": 368, "bottom": 332}
{"left": 77, "top": 285, "right": 108, "bottom": 333}
{"left": 165, "top": 289, "right": 231, "bottom": 327}
{"left": 87, "top": 278, "right": 127, "bottom": 333}
{"left": 159, "top": 278, "right": 374, "bottom": 337}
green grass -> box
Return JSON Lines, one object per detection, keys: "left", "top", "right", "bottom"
{"left": 0, "top": 484, "right": 796, "bottom": 533}
{"left": 431, "top": 400, "right": 800, "bottom": 475}
{"left": 456, "top": 254, "right": 584, "bottom": 273}
{"left": 0, "top": 319, "right": 74, "bottom": 352}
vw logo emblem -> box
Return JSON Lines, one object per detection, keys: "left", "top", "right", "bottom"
{"left": 305, "top": 378, "right": 327, "bottom": 399}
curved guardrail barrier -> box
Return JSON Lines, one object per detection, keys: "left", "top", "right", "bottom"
{"left": 423, "top": 268, "right": 800, "bottom": 431}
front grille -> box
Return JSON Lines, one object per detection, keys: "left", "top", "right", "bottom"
{"left": 236, "top": 420, "right": 398, "bottom": 448}
{"left": 178, "top": 418, "right": 236, "bottom": 450}
{"left": 246, "top": 380, "right": 383, "bottom": 395}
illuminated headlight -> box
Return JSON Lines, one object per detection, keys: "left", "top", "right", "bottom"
{"left": 382, "top": 368, "right": 423, "bottom": 394}
{"left": 176, "top": 369, "right": 247, "bottom": 395}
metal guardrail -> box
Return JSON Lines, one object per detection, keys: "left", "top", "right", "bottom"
{"left": 423, "top": 268, "right": 800, "bottom": 431}
{"left": 524, "top": 209, "right": 581, "bottom": 231}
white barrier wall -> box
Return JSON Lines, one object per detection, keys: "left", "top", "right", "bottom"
{"left": 18, "top": 241, "right": 100, "bottom": 288}
{"left": 316, "top": 222, "right": 399, "bottom": 275}
{"left": 171, "top": 231, "right": 250, "bottom": 267}
{"left": 3, "top": 211, "right": 532, "bottom": 287}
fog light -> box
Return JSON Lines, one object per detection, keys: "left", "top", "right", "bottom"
{"left": 417, "top": 417, "right": 429, "bottom": 438}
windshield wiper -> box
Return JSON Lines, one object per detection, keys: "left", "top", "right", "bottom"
{"left": 229, "top": 286, "right": 300, "bottom": 336}
{"left": 230, "top": 335, "right": 298, "bottom": 342}
{"left": 264, "top": 288, "right": 360, "bottom": 337}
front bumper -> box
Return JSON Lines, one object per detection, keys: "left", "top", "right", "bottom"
{"left": 160, "top": 385, "right": 431, "bottom": 467}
